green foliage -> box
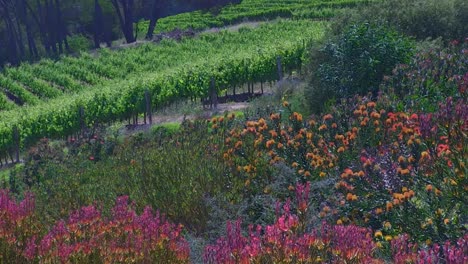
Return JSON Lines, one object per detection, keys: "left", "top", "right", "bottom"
{"left": 332, "top": 0, "right": 468, "bottom": 41}
{"left": 136, "top": 0, "right": 371, "bottom": 36}
{"left": 305, "top": 22, "right": 414, "bottom": 113}
{"left": 380, "top": 41, "right": 468, "bottom": 112}
{"left": 8, "top": 120, "right": 234, "bottom": 233}
{"left": 67, "top": 34, "right": 93, "bottom": 53}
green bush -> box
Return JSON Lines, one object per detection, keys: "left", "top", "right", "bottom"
{"left": 306, "top": 23, "right": 414, "bottom": 113}
{"left": 332, "top": 0, "right": 468, "bottom": 41}
{"left": 67, "top": 34, "right": 93, "bottom": 53}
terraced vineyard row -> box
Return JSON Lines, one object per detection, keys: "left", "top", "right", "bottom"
{"left": 139, "top": 0, "right": 374, "bottom": 34}
{"left": 0, "top": 20, "right": 326, "bottom": 159}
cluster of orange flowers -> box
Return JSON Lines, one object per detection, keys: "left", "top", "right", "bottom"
{"left": 220, "top": 97, "right": 466, "bottom": 244}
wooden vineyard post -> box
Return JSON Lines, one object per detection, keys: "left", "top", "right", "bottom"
{"left": 277, "top": 56, "right": 283, "bottom": 81}
{"left": 145, "top": 89, "right": 152, "bottom": 125}
{"left": 210, "top": 77, "right": 218, "bottom": 109}
{"left": 79, "top": 106, "right": 85, "bottom": 137}
{"left": 13, "top": 125, "right": 20, "bottom": 163}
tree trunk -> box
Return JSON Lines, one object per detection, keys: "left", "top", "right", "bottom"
{"left": 146, "top": 0, "right": 163, "bottom": 40}
{"left": 93, "top": 0, "right": 103, "bottom": 48}
{"left": 54, "top": 0, "right": 69, "bottom": 53}
{"left": 111, "top": 0, "right": 135, "bottom": 44}
{"left": 21, "top": 0, "right": 38, "bottom": 58}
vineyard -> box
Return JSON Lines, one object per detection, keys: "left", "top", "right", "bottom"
{"left": 0, "top": 20, "right": 326, "bottom": 161}
{"left": 139, "top": 0, "right": 374, "bottom": 34}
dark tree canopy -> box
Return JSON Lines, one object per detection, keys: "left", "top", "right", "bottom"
{"left": 0, "top": 0, "right": 240, "bottom": 66}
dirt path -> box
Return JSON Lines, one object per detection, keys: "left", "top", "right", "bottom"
{"left": 152, "top": 101, "right": 250, "bottom": 124}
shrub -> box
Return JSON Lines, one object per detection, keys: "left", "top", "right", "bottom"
{"left": 305, "top": 22, "right": 414, "bottom": 113}
{"left": 0, "top": 192, "right": 190, "bottom": 263}
{"left": 67, "top": 34, "right": 93, "bottom": 53}
{"left": 332, "top": 0, "right": 468, "bottom": 41}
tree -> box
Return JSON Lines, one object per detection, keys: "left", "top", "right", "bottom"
{"left": 110, "top": 0, "right": 135, "bottom": 43}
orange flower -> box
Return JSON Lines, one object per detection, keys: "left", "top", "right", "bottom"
{"left": 319, "top": 172, "right": 326, "bottom": 177}
{"left": 319, "top": 124, "right": 327, "bottom": 131}
{"left": 371, "top": 112, "right": 381, "bottom": 119}
{"left": 367, "top": 102, "right": 376, "bottom": 108}
{"left": 374, "top": 231, "right": 383, "bottom": 238}
{"left": 375, "top": 208, "right": 383, "bottom": 215}
{"left": 323, "top": 114, "right": 333, "bottom": 121}
{"left": 399, "top": 168, "right": 410, "bottom": 175}
{"left": 398, "top": 155, "right": 406, "bottom": 164}
{"left": 283, "top": 101, "right": 289, "bottom": 107}
{"left": 386, "top": 202, "right": 393, "bottom": 211}
{"left": 266, "top": 139, "right": 275, "bottom": 149}
{"left": 235, "top": 141, "right": 243, "bottom": 149}
{"left": 337, "top": 146, "right": 345, "bottom": 153}
{"left": 304, "top": 171, "right": 311, "bottom": 177}
{"left": 293, "top": 112, "right": 303, "bottom": 122}
{"left": 426, "top": 184, "right": 433, "bottom": 192}
{"left": 420, "top": 151, "right": 430, "bottom": 161}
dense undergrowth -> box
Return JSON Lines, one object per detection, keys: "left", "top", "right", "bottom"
{"left": 1, "top": 0, "right": 467, "bottom": 263}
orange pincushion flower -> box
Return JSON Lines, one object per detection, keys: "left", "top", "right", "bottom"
{"left": 371, "top": 112, "right": 381, "bottom": 119}
{"left": 293, "top": 112, "right": 303, "bottom": 122}
{"left": 426, "top": 184, "right": 433, "bottom": 192}
{"left": 319, "top": 124, "right": 327, "bottom": 131}
{"left": 367, "top": 102, "right": 376, "bottom": 108}
{"left": 323, "top": 114, "right": 333, "bottom": 121}
{"left": 386, "top": 202, "right": 393, "bottom": 211}
{"left": 266, "top": 139, "right": 275, "bottom": 149}
{"left": 399, "top": 168, "right": 410, "bottom": 175}
{"left": 398, "top": 156, "right": 406, "bottom": 164}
